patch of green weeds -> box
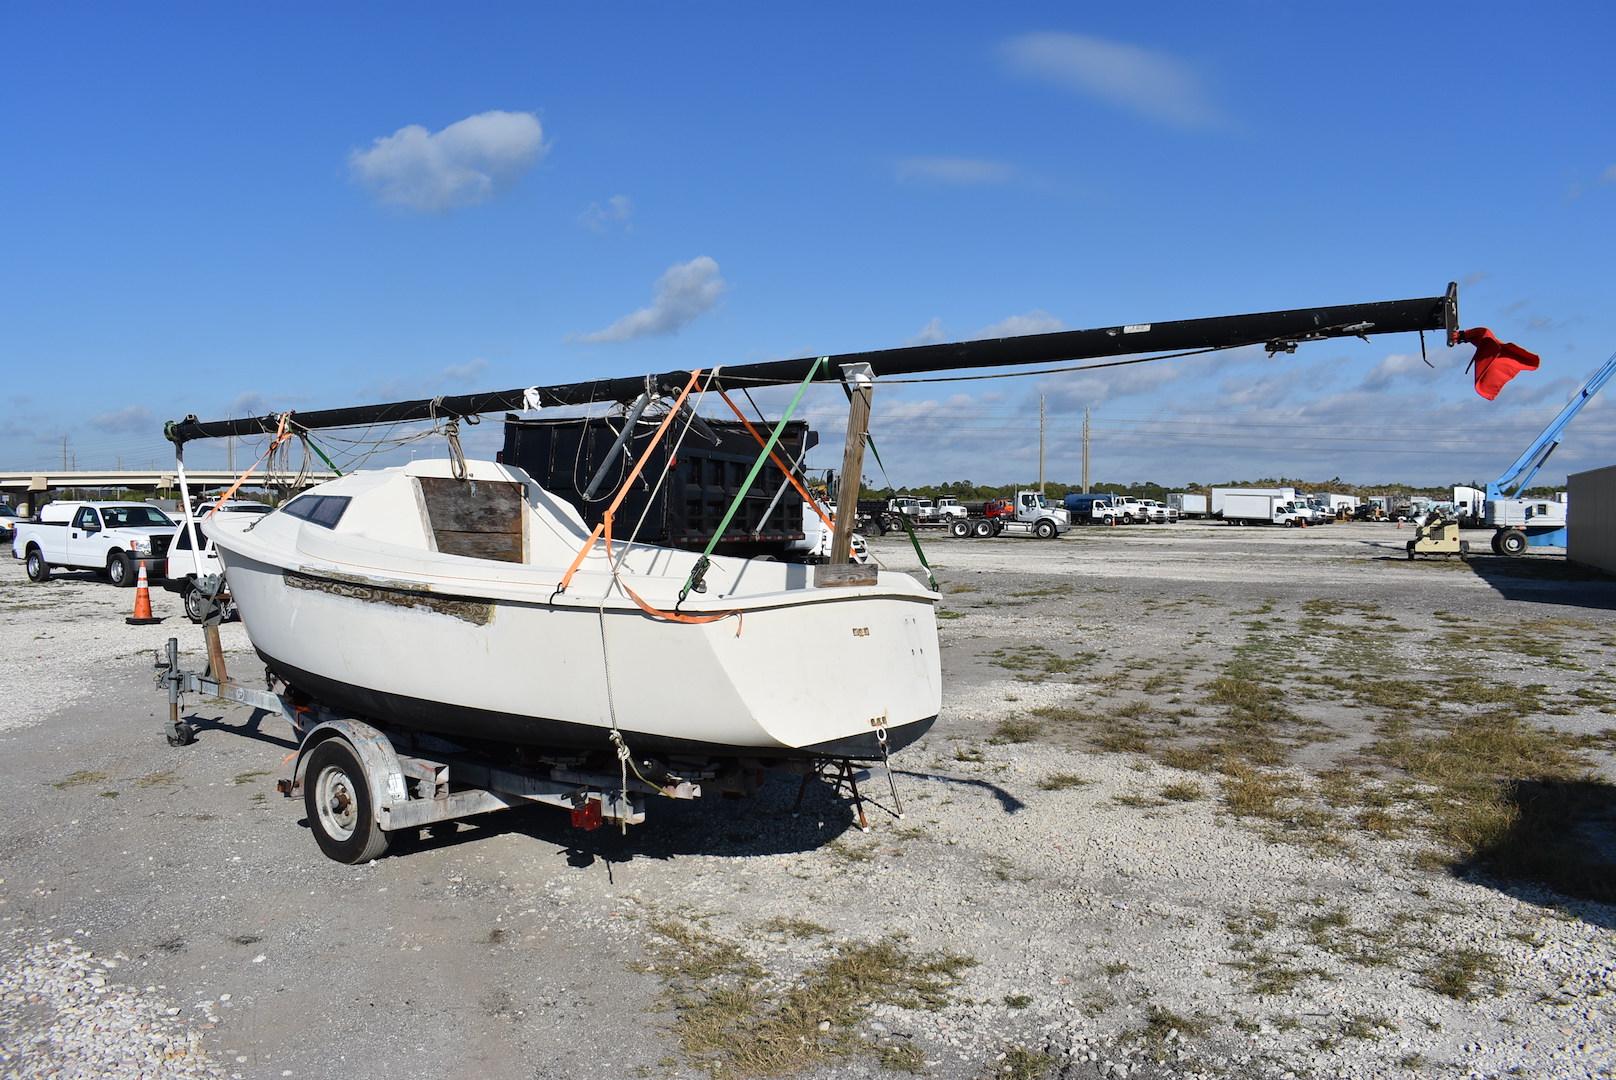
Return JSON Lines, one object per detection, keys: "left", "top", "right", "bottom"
{"left": 1037, "top": 773, "right": 1089, "bottom": 791}
{"left": 52, "top": 770, "right": 108, "bottom": 790}
{"left": 989, "top": 718, "right": 1045, "bottom": 744}
{"left": 1422, "top": 947, "right": 1503, "bottom": 1001}
{"left": 640, "top": 922, "right": 973, "bottom": 1078}
{"left": 759, "top": 917, "right": 829, "bottom": 939}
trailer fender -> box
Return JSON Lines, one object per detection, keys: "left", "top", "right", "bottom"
{"left": 288, "top": 719, "right": 409, "bottom": 825}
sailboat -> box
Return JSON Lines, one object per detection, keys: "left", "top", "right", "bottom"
{"left": 206, "top": 457, "right": 941, "bottom": 760}
{"left": 176, "top": 287, "right": 1457, "bottom": 767}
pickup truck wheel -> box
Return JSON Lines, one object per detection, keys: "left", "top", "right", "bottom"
{"left": 25, "top": 548, "right": 50, "bottom": 582}
{"left": 949, "top": 520, "right": 970, "bottom": 538}
{"left": 106, "top": 551, "right": 134, "bottom": 587}
{"left": 1101, "top": 515, "right": 1114, "bottom": 526}
{"left": 303, "top": 738, "right": 390, "bottom": 864}
{"left": 1034, "top": 520, "right": 1056, "bottom": 539}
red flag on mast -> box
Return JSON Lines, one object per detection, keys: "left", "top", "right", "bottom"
{"left": 1460, "top": 328, "right": 1540, "bottom": 400}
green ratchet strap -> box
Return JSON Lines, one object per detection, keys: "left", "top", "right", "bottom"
{"left": 678, "top": 356, "right": 827, "bottom": 604}
{"left": 865, "top": 433, "right": 939, "bottom": 593}
{"left": 304, "top": 435, "right": 342, "bottom": 477}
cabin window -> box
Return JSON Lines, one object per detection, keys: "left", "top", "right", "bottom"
{"left": 416, "top": 477, "right": 525, "bottom": 563}
{"left": 282, "top": 495, "right": 352, "bottom": 530}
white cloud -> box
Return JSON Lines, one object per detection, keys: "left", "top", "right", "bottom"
{"left": 1601, "top": 164, "right": 1616, "bottom": 185}
{"left": 577, "top": 256, "right": 726, "bottom": 344}
{"left": 907, "top": 317, "right": 946, "bottom": 346}
{"left": 978, "top": 310, "right": 1064, "bottom": 338}
{"left": 1359, "top": 350, "right": 1458, "bottom": 392}
{"left": 91, "top": 405, "right": 154, "bottom": 433}
{"left": 580, "top": 194, "right": 634, "bottom": 231}
{"left": 226, "top": 391, "right": 275, "bottom": 416}
{"left": 1000, "top": 32, "right": 1223, "bottom": 129}
{"left": 349, "top": 110, "right": 546, "bottom": 212}
{"left": 441, "top": 357, "right": 489, "bottom": 384}
{"left": 894, "top": 157, "right": 1015, "bottom": 185}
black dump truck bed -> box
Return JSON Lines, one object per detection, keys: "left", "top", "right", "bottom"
{"left": 501, "top": 414, "right": 814, "bottom": 557}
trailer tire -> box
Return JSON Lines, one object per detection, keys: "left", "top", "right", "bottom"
{"left": 304, "top": 738, "right": 391, "bottom": 864}
{"left": 25, "top": 547, "right": 50, "bottom": 582}
{"left": 106, "top": 551, "right": 133, "bottom": 587}
{"left": 183, "top": 584, "right": 205, "bottom": 624}
{"left": 1034, "top": 519, "right": 1056, "bottom": 539}
{"left": 1498, "top": 529, "right": 1528, "bottom": 557}
{"left": 949, "top": 519, "right": 970, "bottom": 538}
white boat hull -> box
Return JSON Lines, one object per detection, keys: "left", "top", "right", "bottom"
{"left": 214, "top": 468, "right": 941, "bottom": 760}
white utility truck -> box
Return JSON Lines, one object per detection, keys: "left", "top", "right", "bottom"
{"left": 13, "top": 501, "right": 176, "bottom": 585}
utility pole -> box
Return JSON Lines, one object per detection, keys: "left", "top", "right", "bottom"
{"left": 62, "top": 436, "right": 69, "bottom": 471}
{"left": 228, "top": 436, "right": 236, "bottom": 473}
{"left": 1038, "top": 394, "right": 1046, "bottom": 494}
{"left": 1081, "top": 407, "right": 1091, "bottom": 494}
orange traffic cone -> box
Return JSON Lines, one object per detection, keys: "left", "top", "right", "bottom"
{"left": 126, "top": 563, "right": 162, "bottom": 625}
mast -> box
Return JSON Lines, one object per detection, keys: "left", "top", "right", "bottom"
{"left": 165, "top": 285, "right": 1459, "bottom": 445}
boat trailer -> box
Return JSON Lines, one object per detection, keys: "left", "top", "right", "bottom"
{"left": 154, "top": 635, "right": 709, "bottom": 863}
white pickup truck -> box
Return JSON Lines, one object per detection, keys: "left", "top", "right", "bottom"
{"left": 13, "top": 501, "right": 176, "bottom": 585}
{"left": 162, "top": 502, "right": 274, "bottom": 621}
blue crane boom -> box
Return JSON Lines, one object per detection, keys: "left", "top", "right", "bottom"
{"left": 1486, "top": 347, "right": 1616, "bottom": 502}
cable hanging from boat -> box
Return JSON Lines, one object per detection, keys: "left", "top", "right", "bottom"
{"left": 677, "top": 356, "right": 827, "bottom": 608}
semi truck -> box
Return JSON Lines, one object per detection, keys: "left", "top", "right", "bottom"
{"left": 948, "top": 491, "right": 1070, "bottom": 538}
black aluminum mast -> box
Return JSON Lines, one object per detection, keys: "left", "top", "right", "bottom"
{"left": 165, "top": 284, "right": 1459, "bottom": 445}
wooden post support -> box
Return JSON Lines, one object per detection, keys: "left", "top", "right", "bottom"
{"left": 829, "top": 363, "right": 873, "bottom": 566}
{"left": 204, "top": 623, "right": 227, "bottom": 683}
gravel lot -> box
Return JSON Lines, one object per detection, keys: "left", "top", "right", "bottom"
{"left": 1, "top": 522, "right": 1612, "bottom": 1080}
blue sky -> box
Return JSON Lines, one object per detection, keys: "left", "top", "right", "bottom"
{"left": 2, "top": 2, "right": 1613, "bottom": 487}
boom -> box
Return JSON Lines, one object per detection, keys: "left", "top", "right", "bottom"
{"left": 165, "top": 284, "right": 1459, "bottom": 444}
{"left": 1486, "top": 347, "right": 1616, "bottom": 500}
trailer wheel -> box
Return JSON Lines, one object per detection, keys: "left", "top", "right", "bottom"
{"left": 949, "top": 519, "right": 970, "bottom": 538}
{"left": 25, "top": 547, "right": 50, "bottom": 582}
{"left": 166, "top": 721, "right": 195, "bottom": 748}
{"left": 183, "top": 584, "right": 206, "bottom": 624}
{"left": 304, "top": 738, "right": 390, "bottom": 864}
{"left": 106, "top": 551, "right": 133, "bottom": 587}
{"left": 1034, "top": 519, "right": 1056, "bottom": 539}
{"left": 1498, "top": 529, "right": 1528, "bottom": 557}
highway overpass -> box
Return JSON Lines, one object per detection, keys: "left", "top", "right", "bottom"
{"left": 0, "top": 470, "right": 336, "bottom": 501}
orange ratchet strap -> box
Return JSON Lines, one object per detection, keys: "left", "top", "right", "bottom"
{"left": 716, "top": 390, "right": 835, "bottom": 533}
{"left": 557, "top": 370, "right": 704, "bottom": 593}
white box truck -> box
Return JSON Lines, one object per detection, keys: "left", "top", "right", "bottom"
{"left": 1221, "top": 494, "right": 1310, "bottom": 527}
{"left": 1168, "top": 493, "right": 1208, "bottom": 518}
{"left": 1211, "top": 487, "right": 1296, "bottom": 517}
